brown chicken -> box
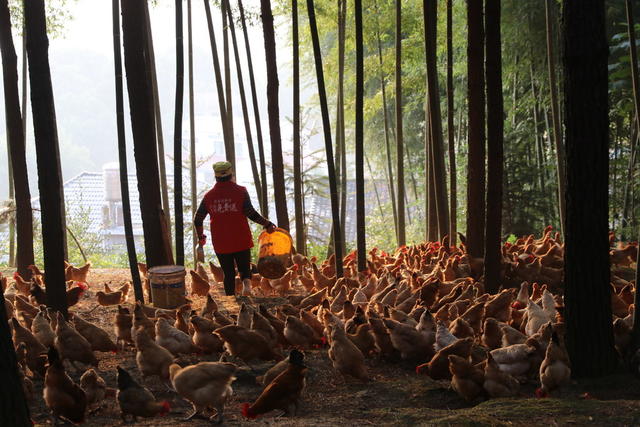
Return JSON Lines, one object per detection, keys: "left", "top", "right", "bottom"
{"left": 135, "top": 327, "right": 174, "bottom": 383}
{"left": 271, "top": 271, "right": 294, "bottom": 296}
{"left": 242, "top": 349, "right": 308, "bottom": 419}
{"left": 55, "top": 312, "right": 98, "bottom": 367}
{"left": 170, "top": 362, "right": 237, "bottom": 423}
{"left": 13, "top": 272, "right": 32, "bottom": 296}
{"left": 251, "top": 310, "right": 281, "bottom": 348}
{"left": 189, "top": 270, "right": 210, "bottom": 297}
{"left": 284, "top": 315, "right": 322, "bottom": 348}
{"left": 132, "top": 302, "right": 156, "bottom": 340}
{"left": 483, "top": 353, "right": 520, "bottom": 398}
{"left": 31, "top": 307, "right": 55, "bottom": 349}
{"left": 383, "top": 318, "right": 434, "bottom": 361}
{"left": 201, "top": 293, "right": 218, "bottom": 317}
{"left": 44, "top": 346, "right": 87, "bottom": 424}
{"left": 311, "top": 262, "right": 337, "bottom": 290}
{"left": 65, "top": 262, "right": 92, "bottom": 283}
{"left": 29, "top": 282, "right": 47, "bottom": 306}
{"left": 416, "top": 337, "right": 473, "bottom": 380}
{"left": 191, "top": 315, "right": 225, "bottom": 354}
{"left": 96, "top": 289, "right": 124, "bottom": 306}
{"left": 80, "top": 368, "right": 108, "bottom": 410}
{"left": 11, "top": 317, "right": 47, "bottom": 376}
{"left": 66, "top": 284, "right": 88, "bottom": 308}
{"left": 328, "top": 325, "right": 369, "bottom": 381}
{"left": 215, "top": 325, "right": 283, "bottom": 364}
{"left": 537, "top": 332, "right": 571, "bottom": 397}
{"left": 114, "top": 305, "right": 133, "bottom": 348}
{"left": 209, "top": 261, "right": 225, "bottom": 283}
{"left": 347, "top": 323, "right": 376, "bottom": 356}
{"left": 155, "top": 317, "right": 195, "bottom": 355}
{"left": 117, "top": 366, "right": 170, "bottom": 422}
{"left": 449, "top": 354, "right": 485, "bottom": 402}
{"left": 73, "top": 314, "right": 118, "bottom": 353}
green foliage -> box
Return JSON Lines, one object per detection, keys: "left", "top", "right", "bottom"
{"left": 8, "top": 0, "right": 75, "bottom": 38}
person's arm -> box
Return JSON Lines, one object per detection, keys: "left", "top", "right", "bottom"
{"left": 243, "top": 191, "right": 276, "bottom": 232}
{"left": 193, "top": 199, "right": 208, "bottom": 245}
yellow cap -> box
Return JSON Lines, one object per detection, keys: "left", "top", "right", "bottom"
{"left": 213, "top": 161, "right": 233, "bottom": 177}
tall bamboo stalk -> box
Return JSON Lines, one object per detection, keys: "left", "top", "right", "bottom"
{"left": 188, "top": 0, "right": 197, "bottom": 267}
{"left": 221, "top": 0, "right": 235, "bottom": 165}
{"left": 395, "top": 0, "right": 406, "bottom": 246}
{"left": 225, "top": 2, "right": 263, "bottom": 203}
{"left": 292, "top": 0, "right": 305, "bottom": 254}
{"left": 173, "top": 0, "right": 184, "bottom": 266}
{"left": 203, "top": 0, "right": 231, "bottom": 161}
{"left": 355, "top": 0, "right": 365, "bottom": 271}
{"left": 112, "top": 0, "right": 143, "bottom": 301}
{"left": 545, "top": 0, "right": 566, "bottom": 234}
{"left": 446, "top": 0, "right": 456, "bottom": 246}
{"left": 143, "top": 1, "right": 172, "bottom": 247}
{"left": 306, "top": 0, "right": 344, "bottom": 277}
{"left": 238, "top": 0, "right": 268, "bottom": 215}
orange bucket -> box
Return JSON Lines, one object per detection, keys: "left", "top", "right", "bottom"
{"left": 257, "top": 228, "right": 293, "bottom": 279}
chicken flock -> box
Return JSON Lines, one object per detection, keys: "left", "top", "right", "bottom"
{"left": 2, "top": 226, "right": 638, "bottom": 424}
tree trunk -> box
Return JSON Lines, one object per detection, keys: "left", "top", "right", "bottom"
{"left": 0, "top": 292, "right": 30, "bottom": 425}
{"left": 203, "top": 0, "right": 231, "bottom": 160}
{"left": 483, "top": 0, "right": 504, "bottom": 294}
{"left": 0, "top": 0, "right": 34, "bottom": 280}
{"left": 173, "top": 0, "right": 184, "bottom": 266}
{"left": 530, "top": 61, "right": 546, "bottom": 195}
{"left": 7, "top": 145, "right": 14, "bottom": 267}
{"left": 292, "top": 0, "right": 305, "bottom": 254}
{"left": 562, "top": 0, "right": 617, "bottom": 377}
{"left": 465, "top": 0, "right": 486, "bottom": 258}
{"left": 446, "top": 0, "right": 456, "bottom": 246}
{"left": 424, "top": 0, "right": 449, "bottom": 240}
{"left": 306, "top": 0, "right": 344, "bottom": 278}
{"left": 225, "top": 2, "right": 263, "bottom": 210}
{"left": 188, "top": 0, "right": 197, "bottom": 267}
{"left": 238, "top": 0, "right": 268, "bottom": 216}
{"left": 374, "top": 2, "right": 398, "bottom": 243}
{"left": 395, "top": 0, "right": 406, "bottom": 246}
{"left": 426, "top": 104, "right": 438, "bottom": 241}
{"left": 545, "top": 0, "right": 566, "bottom": 235}
{"left": 112, "top": 0, "right": 143, "bottom": 301}
{"left": 625, "top": 0, "right": 640, "bottom": 354}
{"left": 121, "top": 0, "right": 174, "bottom": 269}
{"left": 143, "top": 2, "right": 172, "bottom": 247}
{"left": 261, "top": 0, "right": 289, "bottom": 230}
{"left": 366, "top": 153, "right": 385, "bottom": 218}
{"left": 24, "top": 0, "right": 67, "bottom": 315}
{"left": 355, "top": 0, "right": 365, "bottom": 271}
{"left": 221, "top": 0, "right": 235, "bottom": 165}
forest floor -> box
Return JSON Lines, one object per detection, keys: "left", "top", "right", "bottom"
{"left": 10, "top": 268, "right": 640, "bottom": 427}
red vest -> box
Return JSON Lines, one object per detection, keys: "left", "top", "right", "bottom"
{"left": 202, "top": 181, "right": 253, "bottom": 254}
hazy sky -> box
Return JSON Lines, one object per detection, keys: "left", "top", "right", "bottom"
{"left": 0, "top": 0, "right": 305, "bottom": 199}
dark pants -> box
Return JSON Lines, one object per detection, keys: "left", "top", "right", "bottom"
{"left": 216, "top": 249, "right": 252, "bottom": 296}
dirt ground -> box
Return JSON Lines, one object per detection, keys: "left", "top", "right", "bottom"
{"left": 12, "top": 268, "right": 640, "bottom": 426}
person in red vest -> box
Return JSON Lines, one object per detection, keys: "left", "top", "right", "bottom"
{"left": 194, "top": 161, "right": 276, "bottom": 296}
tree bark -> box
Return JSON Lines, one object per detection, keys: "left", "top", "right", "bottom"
{"left": 173, "top": 0, "right": 184, "bottom": 266}
{"left": 424, "top": 0, "right": 449, "bottom": 240}
{"left": 562, "top": 0, "right": 617, "bottom": 377}
{"left": 374, "top": 1, "right": 398, "bottom": 243}
{"left": 122, "top": 0, "right": 174, "bottom": 269}
{"left": 0, "top": 291, "right": 31, "bottom": 425}
{"left": 112, "top": 0, "right": 143, "bottom": 301}
{"left": 0, "top": 0, "right": 34, "bottom": 280}
{"left": 395, "top": 0, "right": 406, "bottom": 246}
{"left": 261, "top": 0, "right": 289, "bottom": 230}
{"left": 221, "top": 0, "right": 235, "bottom": 165}
{"left": 625, "top": 0, "right": 640, "bottom": 354}
{"left": 188, "top": 0, "right": 197, "bottom": 267}
{"left": 238, "top": 0, "right": 268, "bottom": 216}
{"left": 306, "top": 0, "right": 343, "bottom": 278}
{"left": 292, "top": 0, "right": 305, "bottom": 254}
{"left": 465, "top": 0, "right": 486, "bottom": 258}
{"left": 355, "top": 0, "right": 365, "bottom": 271}
{"left": 446, "top": 0, "right": 456, "bottom": 247}
{"left": 483, "top": 0, "right": 504, "bottom": 294}
{"left": 24, "top": 0, "right": 67, "bottom": 315}
{"left": 203, "top": 0, "right": 231, "bottom": 161}
{"left": 225, "top": 2, "right": 263, "bottom": 209}
{"left": 143, "top": 2, "right": 172, "bottom": 247}
{"left": 545, "top": 0, "right": 566, "bottom": 235}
